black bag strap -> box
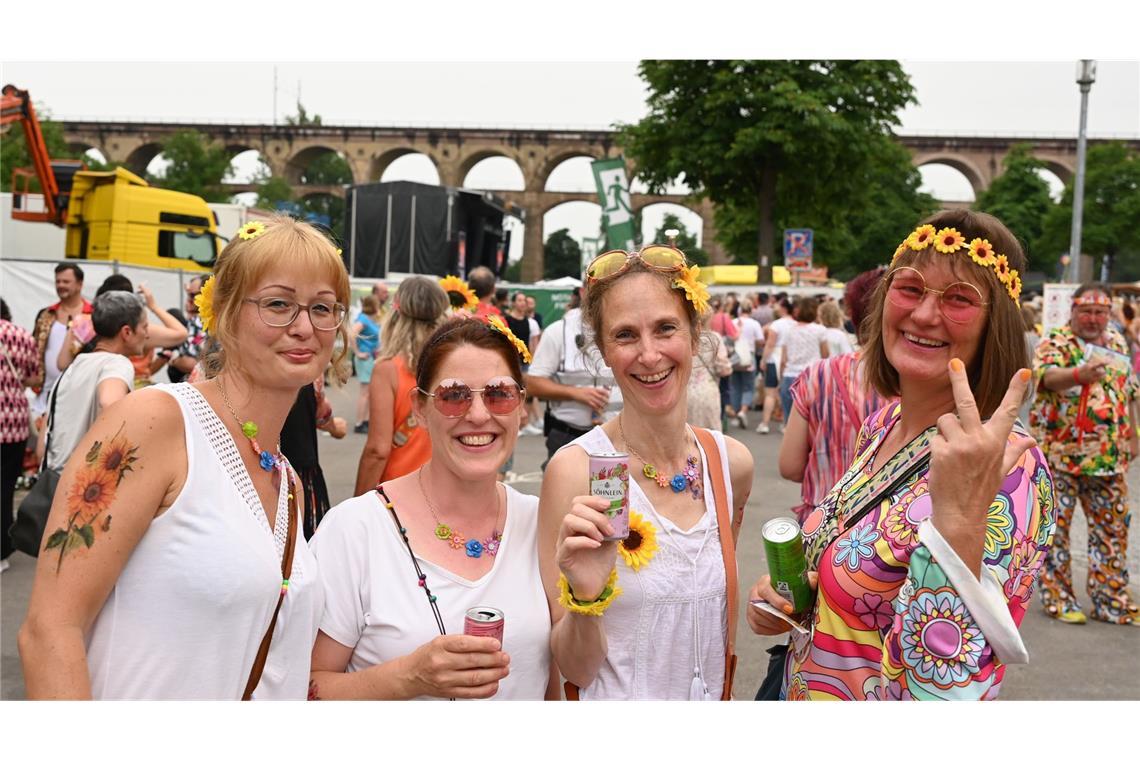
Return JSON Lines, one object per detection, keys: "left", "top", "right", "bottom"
{"left": 40, "top": 363, "right": 70, "bottom": 474}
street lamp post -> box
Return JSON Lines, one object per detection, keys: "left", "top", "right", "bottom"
{"left": 1066, "top": 60, "right": 1097, "bottom": 283}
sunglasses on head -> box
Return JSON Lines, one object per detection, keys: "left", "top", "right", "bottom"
{"left": 585, "top": 244, "right": 688, "bottom": 284}
{"left": 416, "top": 377, "right": 525, "bottom": 418}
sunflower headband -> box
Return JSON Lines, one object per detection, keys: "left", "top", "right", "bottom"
{"left": 194, "top": 276, "right": 216, "bottom": 334}
{"left": 485, "top": 314, "right": 532, "bottom": 363}
{"left": 891, "top": 224, "right": 1022, "bottom": 302}
{"left": 440, "top": 275, "right": 479, "bottom": 311}
{"left": 1072, "top": 292, "right": 1111, "bottom": 307}
{"left": 673, "top": 265, "right": 710, "bottom": 316}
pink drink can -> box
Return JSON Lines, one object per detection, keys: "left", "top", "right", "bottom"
{"left": 589, "top": 452, "right": 630, "bottom": 541}
{"left": 464, "top": 606, "right": 505, "bottom": 644}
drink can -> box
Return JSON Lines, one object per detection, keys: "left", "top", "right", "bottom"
{"left": 762, "top": 517, "right": 813, "bottom": 614}
{"left": 464, "top": 606, "right": 505, "bottom": 644}
{"left": 589, "top": 452, "right": 630, "bottom": 541}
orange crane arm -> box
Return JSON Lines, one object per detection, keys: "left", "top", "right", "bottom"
{"left": 2, "top": 84, "right": 66, "bottom": 224}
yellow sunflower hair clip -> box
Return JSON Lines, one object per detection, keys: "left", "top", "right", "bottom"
{"left": 237, "top": 221, "right": 268, "bottom": 241}
{"left": 673, "top": 264, "right": 710, "bottom": 316}
{"left": 890, "top": 224, "right": 1022, "bottom": 302}
{"left": 485, "top": 314, "right": 532, "bottom": 364}
{"left": 440, "top": 275, "right": 479, "bottom": 311}
{"left": 194, "top": 275, "right": 216, "bottom": 334}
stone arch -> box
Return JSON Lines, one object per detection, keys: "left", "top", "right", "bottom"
{"left": 459, "top": 152, "right": 526, "bottom": 191}
{"left": 372, "top": 148, "right": 440, "bottom": 185}
{"left": 1036, "top": 159, "right": 1073, "bottom": 188}
{"left": 224, "top": 148, "right": 267, "bottom": 185}
{"left": 913, "top": 153, "right": 987, "bottom": 199}
{"left": 540, "top": 151, "right": 605, "bottom": 192}
{"left": 541, "top": 199, "right": 603, "bottom": 243}
{"left": 283, "top": 144, "right": 349, "bottom": 185}
{"left": 124, "top": 142, "right": 163, "bottom": 177}
{"left": 635, "top": 201, "right": 705, "bottom": 247}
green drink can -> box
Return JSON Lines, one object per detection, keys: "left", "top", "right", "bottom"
{"left": 762, "top": 517, "right": 813, "bottom": 614}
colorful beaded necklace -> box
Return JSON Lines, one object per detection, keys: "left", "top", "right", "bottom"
{"left": 618, "top": 415, "right": 702, "bottom": 500}
{"left": 417, "top": 466, "right": 503, "bottom": 559}
{"left": 216, "top": 377, "right": 284, "bottom": 474}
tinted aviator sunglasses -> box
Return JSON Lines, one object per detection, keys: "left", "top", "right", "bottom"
{"left": 585, "top": 244, "right": 688, "bottom": 283}
{"left": 886, "top": 267, "right": 989, "bottom": 324}
{"left": 416, "top": 377, "right": 526, "bottom": 418}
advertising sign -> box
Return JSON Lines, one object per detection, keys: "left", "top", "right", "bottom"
{"left": 591, "top": 157, "right": 636, "bottom": 252}
{"left": 783, "top": 229, "right": 813, "bottom": 272}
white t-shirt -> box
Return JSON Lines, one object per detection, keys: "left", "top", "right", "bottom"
{"left": 823, "top": 326, "right": 855, "bottom": 358}
{"left": 765, "top": 316, "right": 795, "bottom": 366}
{"left": 46, "top": 351, "right": 134, "bottom": 471}
{"left": 528, "top": 309, "right": 622, "bottom": 429}
{"left": 732, "top": 317, "right": 765, "bottom": 371}
{"left": 310, "top": 485, "right": 552, "bottom": 700}
{"left": 781, "top": 322, "right": 827, "bottom": 378}
{"left": 32, "top": 320, "right": 69, "bottom": 416}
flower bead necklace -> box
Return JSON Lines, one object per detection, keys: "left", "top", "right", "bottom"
{"left": 216, "top": 377, "right": 284, "bottom": 474}
{"left": 618, "top": 414, "right": 702, "bottom": 500}
{"left": 417, "top": 466, "right": 503, "bottom": 559}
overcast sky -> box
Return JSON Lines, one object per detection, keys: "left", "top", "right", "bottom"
{"left": 4, "top": 4, "right": 1137, "bottom": 263}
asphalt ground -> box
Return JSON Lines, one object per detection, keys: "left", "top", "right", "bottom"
{"left": 2, "top": 378, "right": 1137, "bottom": 700}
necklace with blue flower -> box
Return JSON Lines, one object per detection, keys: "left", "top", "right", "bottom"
{"left": 417, "top": 466, "right": 503, "bottom": 559}
{"left": 216, "top": 377, "right": 285, "bottom": 476}
{"left": 618, "top": 415, "right": 702, "bottom": 500}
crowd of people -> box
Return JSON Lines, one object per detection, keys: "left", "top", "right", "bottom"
{"left": 1, "top": 207, "right": 1135, "bottom": 702}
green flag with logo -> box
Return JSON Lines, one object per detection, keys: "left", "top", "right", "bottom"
{"left": 591, "top": 157, "right": 636, "bottom": 252}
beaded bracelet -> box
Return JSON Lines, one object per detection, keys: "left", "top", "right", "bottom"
{"left": 558, "top": 569, "right": 621, "bottom": 617}
{"left": 1073, "top": 366, "right": 1083, "bottom": 385}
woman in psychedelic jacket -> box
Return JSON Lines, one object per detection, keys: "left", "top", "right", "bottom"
{"left": 747, "top": 209, "right": 1056, "bottom": 700}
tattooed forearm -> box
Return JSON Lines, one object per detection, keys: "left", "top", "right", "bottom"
{"left": 45, "top": 423, "right": 138, "bottom": 573}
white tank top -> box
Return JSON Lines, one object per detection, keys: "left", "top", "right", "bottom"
{"left": 85, "top": 383, "right": 323, "bottom": 699}
{"left": 568, "top": 425, "right": 734, "bottom": 700}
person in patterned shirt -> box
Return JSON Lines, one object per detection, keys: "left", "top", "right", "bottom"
{"left": 168, "top": 276, "right": 206, "bottom": 382}
{"left": 1031, "top": 283, "right": 1140, "bottom": 626}
{"left": 1, "top": 298, "right": 42, "bottom": 571}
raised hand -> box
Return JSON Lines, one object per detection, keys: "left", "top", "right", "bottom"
{"left": 555, "top": 494, "right": 618, "bottom": 601}
{"left": 928, "top": 359, "right": 1036, "bottom": 575}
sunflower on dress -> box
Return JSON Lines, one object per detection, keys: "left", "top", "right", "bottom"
{"left": 617, "top": 511, "right": 659, "bottom": 571}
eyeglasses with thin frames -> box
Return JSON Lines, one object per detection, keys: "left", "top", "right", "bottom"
{"left": 886, "top": 266, "right": 989, "bottom": 324}
{"left": 242, "top": 296, "right": 347, "bottom": 330}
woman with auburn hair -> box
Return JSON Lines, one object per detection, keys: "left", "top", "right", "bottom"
{"left": 748, "top": 209, "right": 1056, "bottom": 700}
{"left": 538, "top": 243, "right": 754, "bottom": 700}
{"left": 19, "top": 216, "right": 351, "bottom": 698}
{"left": 310, "top": 317, "right": 556, "bottom": 700}
{"left": 354, "top": 276, "right": 450, "bottom": 495}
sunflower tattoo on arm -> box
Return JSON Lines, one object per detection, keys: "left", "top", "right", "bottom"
{"left": 45, "top": 423, "right": 139, "bottom": 573}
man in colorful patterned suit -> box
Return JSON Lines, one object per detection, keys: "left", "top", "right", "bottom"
{"left": 1031, "top": 283, "right": 1140, "bottom": 625}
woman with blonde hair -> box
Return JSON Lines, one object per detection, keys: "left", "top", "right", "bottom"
{"left": 817, "top": 300, "right": 854, "bottom": 357}
{"left": 354, "top": 276, "right": 449, "bottom": 494}
{"left": 19, "top": 216, "right": 351, "bottom": 698}
{"left": 539, "top": 243, "right": 754, "bottom": 700}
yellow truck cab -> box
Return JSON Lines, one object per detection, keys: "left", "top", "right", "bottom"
{"left": 65, "top": 167, "right": 221, "bottom": 272}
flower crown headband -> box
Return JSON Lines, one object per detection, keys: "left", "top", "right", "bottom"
{"left": 485, "top": 314, "right": 532, "bottom": 363}
{"left": 1072, "top": 292, "right": 1111, "bottom": 307}
{"left": 891, "top": 224, "right": 1022, "bottom": 302}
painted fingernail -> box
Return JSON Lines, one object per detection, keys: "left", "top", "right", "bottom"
{"left": 1018, "top": 368, "right": 1031, "bottom": 382}
{"left": 783, "top": 604, "right": 794, "bottom": 614}
{"left": 949, "top": 358, "right": 964, "bottom": 373}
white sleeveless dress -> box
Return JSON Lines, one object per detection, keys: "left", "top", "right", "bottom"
{"left": 567, "top": 426, "right": 735, "bottom": 700}
{"left": 85, "top": 383, "right": 323, "bottom": 699}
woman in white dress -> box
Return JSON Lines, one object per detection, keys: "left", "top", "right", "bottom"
{"left": 538, "top": 244, "right": 754, "bottom": 699}
{"left": 19, "top": 216, "right": 349, "bottom": 698}
{"left": 309, "top": 317, "right": 556, "bottom": 700}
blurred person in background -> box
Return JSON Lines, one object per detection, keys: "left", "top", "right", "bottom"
{"left": 818, "top": 300, "right": 855, "bottom": 357}
{"left": 778, "top": 298, "right": 829, "bottom": 430}
{"left": 469, "top": 267, "right": 502, "bottom": 319}
{"left": 1, "top": 298, "right": 41, "bottom": 572}
{"left": 756, "top": 298, "right": 793, "bottom": 434}
{"left": 30, "top": 264, "right": 91, "bottom": 420}
{"left": 728, "top": 300, "right": 765, "bottom": 429}
{"left": 167, "top": 276, "right": 206, "bottom": 383}
{"left": 351, "top": 295, "right": 382, "bottom": 434}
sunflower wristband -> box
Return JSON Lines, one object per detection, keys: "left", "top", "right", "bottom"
{"left": 558, "top": 569, "right": 621, "bottom": 616}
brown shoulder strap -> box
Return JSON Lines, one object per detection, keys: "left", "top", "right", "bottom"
{"left": 242, "top": 472, "right": 300, "bottom": 701}
{"left": 692, "top": 427, "right": 738, "bottom": 700}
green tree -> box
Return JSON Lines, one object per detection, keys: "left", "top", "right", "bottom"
{"left": 619, "top": 60, "right": 916, "bottom": 272}
{"left": 973, "top": 144, "right": 1054, "bottom": 255}
{"left": 651, "top": 211, "right": 709, "bottom": 267}
{"left": 711, "top": 135, "right": 936, "bottom": 279}
{"left": 148, "top": 129, "right": 232, "bottom": 202}
{"left": 285, "top": 102, "right": 322, "bottom": 126}
{"left": 1037, "top": 143, "right": 1140, "bottom": 281}
{"left": 544, "top": 228, "right": 582, "bottom": 280}
{"left": 502, "top": 258, "right": 523, "bottom": 282}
